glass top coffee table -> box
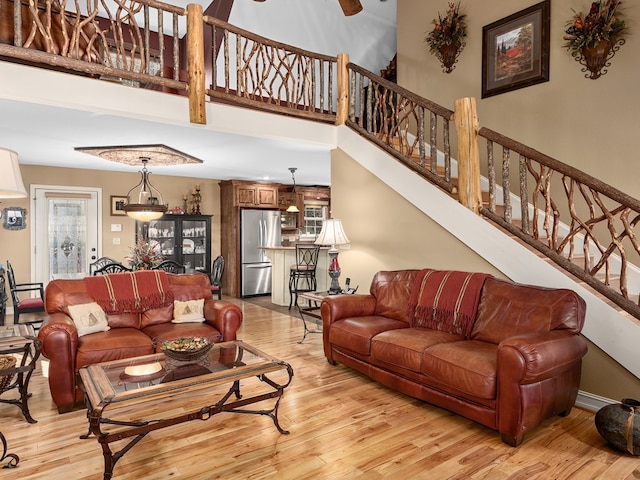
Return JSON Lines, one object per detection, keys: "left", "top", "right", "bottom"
{"left": 78, "top": 340, "right": 293, "bottom": 480}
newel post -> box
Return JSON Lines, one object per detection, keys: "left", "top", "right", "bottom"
{"left": 187, "top": 3, "right": 206, "bottom": 125}
{"left": 336, "top": 53, "right": 349, "bottom": 125}
{"left": 454, "top": 97, "right": 482, "bottom": 214}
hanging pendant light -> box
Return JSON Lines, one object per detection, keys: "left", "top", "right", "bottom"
{"left": 123, "top": 157, "right": 167, "bottom": 222}
{"left": 286, "top": 167, "right": 300, "bottom": 213}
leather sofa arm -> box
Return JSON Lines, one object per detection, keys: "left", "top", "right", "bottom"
{"left": 320, "top": 294, "right": 377, "bottom": 326}
{"left": 204, "top": 300, "right": 243, "bottom": 341}
{"left": 497, "top": 331, "right": 588, "bottom": 384}
{"left": 37, "top": 312, "right": 80, "bottom": 412}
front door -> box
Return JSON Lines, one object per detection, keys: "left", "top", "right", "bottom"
{"left": 32, "top": 186, "right": 102, "bottom": 283}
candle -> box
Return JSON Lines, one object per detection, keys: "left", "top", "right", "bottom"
{"left": 192, "top": 189, "right": 196, "bottom": 194}
{"left": 196, "top": 184, "right": 200, "bottom": 190}
{"left": 183, "top": 194, "right": 188, "bottom": 200}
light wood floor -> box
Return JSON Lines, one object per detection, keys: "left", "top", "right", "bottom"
{"left": 1, "top": 299, "right": 638, "bottom": 479}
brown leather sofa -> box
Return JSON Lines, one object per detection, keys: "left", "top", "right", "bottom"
{"left": 320, "top": 270, "right": 587, "bottom": 446}
{"left": 39, "top": 272, "right": 243, "bottom": 413}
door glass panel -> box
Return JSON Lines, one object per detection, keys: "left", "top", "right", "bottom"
{"left": 48, "top": 198, "right": 88, "bottom": 276}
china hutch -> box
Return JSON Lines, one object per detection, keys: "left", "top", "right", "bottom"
{"left": 136, "top": 214, "right": 212, "bottom": 273}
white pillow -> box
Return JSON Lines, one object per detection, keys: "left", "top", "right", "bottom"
{"left": 172, "top": 299, "right": 205, "bottom": 323}
{"left": 67, "top": 302, "right": 110, "bottom": 337}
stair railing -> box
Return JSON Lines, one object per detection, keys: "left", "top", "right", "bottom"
{"left": 344, "top": 62, "right": 457, "bottom": 196}
{"left": 476, "top": 125, "right": 640, "bottom": 319}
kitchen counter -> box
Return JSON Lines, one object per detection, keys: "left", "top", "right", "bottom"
{"left": 262, "top": 246, "right": 330, "bottom": 306}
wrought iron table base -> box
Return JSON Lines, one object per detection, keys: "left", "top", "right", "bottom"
{"left": 0, "top": 431, "right": 19, "bottom": 468}
{"left": 82, "top": 367, "right": 293, "bottom": 480}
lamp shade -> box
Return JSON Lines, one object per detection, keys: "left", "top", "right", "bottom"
{"left": 0, "top": 148, "right": 27, "bottom": 198}
{"left": 123, "top": 158, "right": 167, "bottom": 221}
{"left": 314, "top": 219, "right": 350, "bottom": 247}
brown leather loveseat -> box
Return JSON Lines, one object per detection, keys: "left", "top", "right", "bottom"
{"left": 39, "top": 271, "right": 243, "bottom": 412}
{"left": 321, "top": 269, "right": 587, "bottom": 446}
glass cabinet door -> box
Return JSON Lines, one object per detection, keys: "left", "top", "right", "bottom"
{"left": 147, "top": 220, "right": 177, "bottom": 261}
{"left": 136, "top": 215, "right": 211, "bottom": 273}
{"left": 181, "top": 219, "right": 209, "bottom": 272}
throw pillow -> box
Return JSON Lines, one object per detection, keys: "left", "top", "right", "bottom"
{"left": 172, "top": 298, "right": 205, "bottom": 323}
{"left": 67, "top": 302, "right": 110, "bottom": 337}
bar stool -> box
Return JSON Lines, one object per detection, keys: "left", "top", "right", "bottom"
{"left": 288, "top": 245, "right": 320, "bottom": 309}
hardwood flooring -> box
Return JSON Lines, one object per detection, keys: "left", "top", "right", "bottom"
{"left": 1, "top": 298, "right": 638, "bottom": 479}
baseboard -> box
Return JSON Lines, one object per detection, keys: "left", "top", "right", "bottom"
{"left": 576, "top": 390, "right": 616, "bottom": 412}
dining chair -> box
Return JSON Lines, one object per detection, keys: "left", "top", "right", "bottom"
{"left": 153, "top": 260, "right": 186, "bottom": 274}
{"left": 89, "top": 257, "right": 120, "bottom": 275}
{"left": 5, "top": 260, "right": 45, "bottom": 327}
{"left": 210, "top": 256, "right": 224, "bottom": 300}
{"left": 93, "top": 263, "right": 133, "bottom": 275}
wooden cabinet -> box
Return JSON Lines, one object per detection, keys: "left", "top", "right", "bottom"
{"left": 136, "top": 214, "right": 212, "bottom": 273}
{"left": 236, "top": 184, "right": 278, "bottom": 208}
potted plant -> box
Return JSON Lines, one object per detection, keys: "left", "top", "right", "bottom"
{"left": 563, "top": 0, "right": 627, "bottom": 79}
{"left": 425, "top": 2, "right": 467, "bottom": 73}
{"left": 126, "top": 239, "right": 164, "bottom": 270}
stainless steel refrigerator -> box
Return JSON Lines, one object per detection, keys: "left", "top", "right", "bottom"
{"left": 240, "top": 209, "right": 281, "bottom": 297}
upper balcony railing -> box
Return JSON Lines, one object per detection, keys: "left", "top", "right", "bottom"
{"left": 0, "top": 0, "right": 187, "bottom": 92}
{"left": 203, "top": 16, "right": 337, "bottom": 122}
{"left": 3, "top": 0, "right": 640, "bottom": 319}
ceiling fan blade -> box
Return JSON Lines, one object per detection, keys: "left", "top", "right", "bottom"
{"left": 338, "top": 0, "right": 363, "bottom": 16}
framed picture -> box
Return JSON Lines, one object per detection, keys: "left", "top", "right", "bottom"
{"left": 2, "top": 207, "right": 26, "bottom": 230}
{"left": 110, "top": 196, "right": 127, "bottom": 216}
{"left": 481, "top": 1, "right": 550, "bottom": 98}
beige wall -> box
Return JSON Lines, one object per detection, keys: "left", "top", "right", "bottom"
{"left": 330, "top": 148, "right": 505, "bottom": 287}
{"left": 397, "top": 0, "right": 640, "bottom": 200}
{"left": 331, "top": 148, "right": 640, "bottom": 401}
{"left": 1, "top": 165, "right": 221, "bottom": 291}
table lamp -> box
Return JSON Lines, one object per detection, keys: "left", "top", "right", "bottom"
{"left": 0, "top": 148, "right": 28, "bottom": 199}
{"left": 314, "top": 219, "right": 350, "bottom": 294}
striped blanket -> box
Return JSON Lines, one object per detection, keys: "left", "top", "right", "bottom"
{"left": 407, "top": 269, "right": 491, "bottom": 337}
{"left": 84, "top": 270, "right": 174, "bottom": 314}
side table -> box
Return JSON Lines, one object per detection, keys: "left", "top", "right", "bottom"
{"left": 296, "top": 291, "right": 331, "bottom": 344}
{"left": 0, "top": 324, "right": 40, "bottom": 469}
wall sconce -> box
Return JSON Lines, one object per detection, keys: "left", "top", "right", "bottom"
{"left": 123, "top": 157, "right": 167, "bottom": 222}
{"left": 314, "top": 219, "right": 350, "bottom": 294}
{"left": 286, "top": 167, "right": 300, "bottom": 213}
{"left": 0, "top": 148, "right": 28, "bottom": 199}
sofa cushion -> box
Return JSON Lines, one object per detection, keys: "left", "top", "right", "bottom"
{"left": 421, "top": 340, "right": 498, "bottom": 400}
{"left": 142, "top": 322, "right": 223, "bottom": 351}
{"left": 76, "top": 328, "right": 154, "bottom": 368}
{"left": 471, "top": 277, "right": 587, "bottom": 344}
{"left": 370, "top": 270, "right": 418, "bottom": 324}
{"left": 371, "top": 328, "right": 463, "bottom": 373}
{"left": 330, "top": 316, "right": 408, "bottom": 356}
{"left": 67, "top": 302, "right": 110, "bottom": 337}
{"left": 172, "top": 299, "right": 205, "bottom": 323}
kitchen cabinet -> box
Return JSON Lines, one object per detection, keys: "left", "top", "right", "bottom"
{"left": 136, "top": 214, "right": 212, "bottom": 273}
{"left": 236, "top": 183, "right": 278, "bottom": 208}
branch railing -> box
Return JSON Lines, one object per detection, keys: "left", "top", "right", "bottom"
{"left": 478, "top": 126, "right": 640, "bottom": 318}
{"left": 203, "top": 16, "right": 337, "bottom": 122}
{"left": 345, "top": 62, "right": 456, "bottom": 195}
{"left": 0, "top": 0, "right": 187, "bottom": 92}
{"left": 3, "top": 1, "right": 640, "bottom": 319}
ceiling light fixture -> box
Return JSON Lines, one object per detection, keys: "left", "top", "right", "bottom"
{"left": 286, "top": 167, "right": 300, "bottom": 213}
{"left": 123, "top": 157, "right": 167, "bottom": 222}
